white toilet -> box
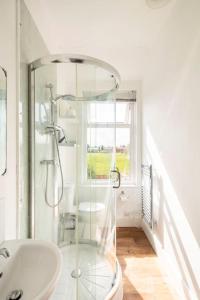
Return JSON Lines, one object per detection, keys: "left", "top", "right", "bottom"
{"left": 78, "top": 201, "right": 105, "bottom": 223}
{"left": 78, "top": 201, "right": 105, "bottom": 241}
{"left": 59, "top": 184, "right": 106, "bottom": 240}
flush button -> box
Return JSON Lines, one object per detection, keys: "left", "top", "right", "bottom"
{"left": 7, "top": 289, "right": 23, "bottom": 300}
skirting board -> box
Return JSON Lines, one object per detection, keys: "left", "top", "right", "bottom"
{"left": 141, "top": 219, "right": 198, "bottom": 300}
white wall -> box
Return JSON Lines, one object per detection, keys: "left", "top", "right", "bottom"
{"left": 24, "top": 0, "right": 175, "bottom": 81}
{"left": 0, "top": 0, "right": 18, "bottom": 242}
{"left": 142, "top": 0, "right": 200, "bottom": 299}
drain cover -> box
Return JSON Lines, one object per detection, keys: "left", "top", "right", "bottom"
{"left": 6, "top": 289, "right": 23, "bottom": 300}
{"left": 71, "top": 268, "right": 82, "bottom": 278}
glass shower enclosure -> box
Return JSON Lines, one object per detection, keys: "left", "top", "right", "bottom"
{"left": 29, "top": 55, "right": 121, "bottom": 299}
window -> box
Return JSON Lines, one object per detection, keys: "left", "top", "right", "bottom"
{"left": 84, "top": 101, "right": 136, "bottom": 185}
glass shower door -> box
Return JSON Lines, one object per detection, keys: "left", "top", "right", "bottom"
{"left": 73, "top": 100, "right": 118, "bottom": 299}
{"left": 51, "top": 98, "right": 118, "bottom": 299}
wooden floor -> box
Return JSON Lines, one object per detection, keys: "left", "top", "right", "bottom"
{"left": 116, "top": 228, "right": 177, "bottom": 300}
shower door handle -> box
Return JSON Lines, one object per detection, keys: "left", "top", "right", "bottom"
{"left": 111, "top": 169, "right": 121, "bottom": 189}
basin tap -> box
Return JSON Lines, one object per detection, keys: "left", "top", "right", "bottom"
{"left": 0, "top": 248, "right": 10, "bottom": 258}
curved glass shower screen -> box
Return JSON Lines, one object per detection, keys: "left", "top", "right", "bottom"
{"left": 29, "top": 55, "right": 121, "bottom": 299}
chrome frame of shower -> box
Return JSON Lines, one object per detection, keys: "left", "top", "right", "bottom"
{"left": 28, "top": 65, "right": 35, "bottom": 238}
{"left": 28, "top": 54, "right": 121, "bottom": 238}
{"left": 0, "top": 66, "right": 7, "bottom": 176}
{"left": 30, "top": 54, "right": 121, "bottom": 101}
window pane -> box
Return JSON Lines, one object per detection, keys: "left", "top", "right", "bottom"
{"left": 116, "top": 103, "right": 132, "bottom": 124}
{"left": 87, "top": 103, "right": 115, "bottom": 123}
{"left": 87, "top": 102, "right": 132, "bottom": 124}
{"left": 86, "top": 101, "right": 134, "bottom": 183}
{"left": 87, "top": 128, "right": 114, "bottom": 179}
{"left": 116, "top": 128, "right": 131, "bottom": 181}
{"left": 87, "top": 127, "right": 132, "bottom": 181}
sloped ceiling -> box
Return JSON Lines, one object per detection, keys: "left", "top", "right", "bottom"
{"left": 24, "top": 0, "right": 176, "bottom": 80}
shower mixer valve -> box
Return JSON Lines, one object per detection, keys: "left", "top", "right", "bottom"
{"left": 40, "top": 159, "right": 56, "bottom": 165}
{"left": 45, "top": 124, "right": 68, "bottom": 144}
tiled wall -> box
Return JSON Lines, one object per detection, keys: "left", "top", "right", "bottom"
{"left": 34, "top": 64, "right": 57, "bottom": 241}
{"left": 116, "top": 187, "right": 141, "bottom": 227}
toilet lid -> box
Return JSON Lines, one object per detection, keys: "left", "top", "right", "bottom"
{"left": 79, "top": 202, "right": 105, "bottom": 213}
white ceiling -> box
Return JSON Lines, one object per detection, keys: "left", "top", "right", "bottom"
{"left": 24, "top": 0, "right": 176, "bottom": 80}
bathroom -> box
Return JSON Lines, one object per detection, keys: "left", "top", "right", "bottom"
{"left": 0, "top": 0, "right": 200, "bottom": 299}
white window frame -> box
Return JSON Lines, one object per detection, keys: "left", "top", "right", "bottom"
{"left": 81, "top": 101, "right": 137, "bottom": 186}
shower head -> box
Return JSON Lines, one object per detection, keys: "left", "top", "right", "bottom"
{"left": 45, "top": 83, "right": 54, "bottom": 89}
{"left": 46, "top": 124, "right": 68, "bottom": 143}
{"left": 54, "top": 94, "right": 76, "bottom": 102}
{"left": 45, "top": 83, "right": 54, "bottom": 102}
{"left": 53, "top": 92, "right": 113, "bottom": 102}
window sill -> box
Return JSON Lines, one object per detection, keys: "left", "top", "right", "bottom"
{"left": 80, "top": 181, "right": 138, "bottom": 188}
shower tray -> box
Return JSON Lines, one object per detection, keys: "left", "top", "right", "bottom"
{"left": 51, "top": 244, "right": 122, "bottom": 300}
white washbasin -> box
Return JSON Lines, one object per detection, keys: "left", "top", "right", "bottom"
{"left": 0, "top": 239, "right": 62, "bottom": 300}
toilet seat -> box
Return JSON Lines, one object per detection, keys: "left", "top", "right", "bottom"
{"left": 78, "top": 202, "right": 105, "bottom": 226}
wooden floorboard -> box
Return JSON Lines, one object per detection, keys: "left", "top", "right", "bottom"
{"left": 116, "top": 227, "right": 177, "bottom": 300}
